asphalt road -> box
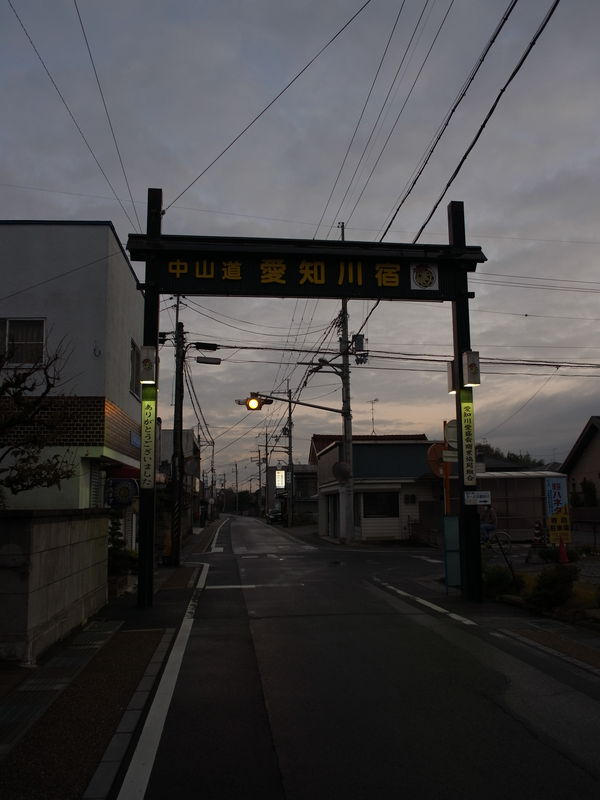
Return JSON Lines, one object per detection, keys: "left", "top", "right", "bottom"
{"left": 116, "top": 516, "right": 600, "bottom": 800}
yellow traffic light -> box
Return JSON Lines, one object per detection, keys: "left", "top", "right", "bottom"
{"left": 244, "top": 393, "right": 273, "bottom": 410}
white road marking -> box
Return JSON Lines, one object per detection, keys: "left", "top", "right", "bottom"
{"left": 411, "top": 556, "right": 443, "bottom": 564}
{"left": 372, "top": 577, "right": 477, "bottom": 627}
{"left": 116, "top": 563, "right": 209, "bottom": 799}
{"left": 210, "top": 519, "right": 228, "bottom": 552}
{"left": 206, "top": 583, "right": 304, "bottom": 590}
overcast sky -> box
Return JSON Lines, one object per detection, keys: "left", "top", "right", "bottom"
{"left": 2, "top": 0, "right": 599, "bottom": 488}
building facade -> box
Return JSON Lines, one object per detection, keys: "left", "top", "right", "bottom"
{"left": 314, "top": 434, "right": 438, "bottom": 541}
{"left": 0, "top": 221, "right": 144, "bottom": 512}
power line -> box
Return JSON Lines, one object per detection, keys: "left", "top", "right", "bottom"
{"left": 322, "top": 0, "right": 434, "bottom": 239}
{"left": 481, "top": 367, "right": 559, "bottom": 437}
{"left": 379, "top": 0, "right": 521, "bottom": 241}
{"left": 73, "top": 0, "right": 142, "bottom": 233}
{"left": 5, "top": 178, "right": 600, "bottom": 249}
{"left": 164, "top": 0, "right": 375, "bottom": 212}
{"left": 472, "top": 276, "right": 600, "bottom": 294}
{"left": 6, "top": 0, "right": 138, "bottom": 233}
{"left": 312, "top": 1, "right": 407, "bottom": 238}
{"left": 344, "top": 0, "right": 457, "bottom": 229}
{"left": 412, "top": 0, "right": 563, "bottom": 243}
{"left": 0, "top": 251, "right": 121, "bottom": 302}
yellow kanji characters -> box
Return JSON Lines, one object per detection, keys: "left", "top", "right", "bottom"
{"left": 168, "top": 260, "right": 189, "bottom": 278}
{"left": 260, "top": 259, "right": 287, "bottom": 284}
{"left": 299, "top": 261, "right": 326, "bottom": 284}
{"left": 194, "top": 260, "right": 215, "bottom": 279}
{"left": 222, "top": 260, "right": 242, "bottom": 280}
{"left": 375, "top": 263, "right": 400, "bottom": 287}
{"left": 337, "top": 261, "right": 363, "bottom": 286}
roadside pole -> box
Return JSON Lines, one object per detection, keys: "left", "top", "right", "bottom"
{"left": 137, "top": 188, "right": 162, "bottom": 607}
{"left": 287, "top": 385, "right": 294, "bottom": 528}
{"left": 338, "top": 222, "right": 354, "bottom": 543}
{"left": 170, "top": 319, "right": 184, "bottom": 566}
{"left": 449, "top": 201, "right": 482, "bottom": 602}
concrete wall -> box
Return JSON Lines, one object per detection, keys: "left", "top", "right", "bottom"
{"left": 0, "top": 510, "right": 109, "bottom": 663}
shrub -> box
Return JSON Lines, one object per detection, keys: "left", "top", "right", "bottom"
{"left": 528, "top": 564, "right": 579, "bottom": 611}
{"left": 483, "top": 564, "right": 516, "bottom": 599}
{"left": 563, "top": 583, "right": 600, "bottom": 611}
{"left": 538, "top": 546, "right": 579, "bottom": 563}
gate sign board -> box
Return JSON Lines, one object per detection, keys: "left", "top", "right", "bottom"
{"left": 127, "top": 234, "right": 485, "bottom": 301}
{"left": 129, "top": 192, "right": 488, "bottom": 606}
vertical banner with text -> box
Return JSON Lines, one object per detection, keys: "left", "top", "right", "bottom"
{"left": 545, "top": 475, "right": 572, "bottom": 544}
{"left": 141, "top": 384, "right": 157, "bottom": 489}
{"left": 460, "top": 391, "right": 477, "bottom": 487}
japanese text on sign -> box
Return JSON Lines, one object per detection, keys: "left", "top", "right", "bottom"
{"left": 461, "top": 399, "right": 477, "bottom": 486}
{"left": 544, "top": 476, "right": 572, "bottom": 544}
{"left": 167, "top": 258, "right": 408, "bottom": 288}
{"left": 128, "top": 231, "right": 487, "bottom": 300}
{"left": 141, "top": 387, "right": 156, "bottom": 489}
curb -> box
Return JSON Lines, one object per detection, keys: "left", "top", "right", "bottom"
{"left": 82, "top": 628, "right": 176, "bottom": 800}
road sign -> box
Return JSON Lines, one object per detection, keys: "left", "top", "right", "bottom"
{"left": 464, "top": 491, "right": 491, "bottom": 506}
{"left": 427, "top": 443, "right": 446, "bottom": 477}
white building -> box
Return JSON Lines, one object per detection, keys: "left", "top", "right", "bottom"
{"left": 0, "top": 221, "right": 144, "bottom": 511}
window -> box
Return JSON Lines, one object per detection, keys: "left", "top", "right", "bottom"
{"left": 363, "top": 492, "right": 399, "bottom": 518}
{"left": 130, "top": 340, "right": 141, "bottom": 398}
{"left": 0, "top": 318, "right": 45, "bottom": 364}
{"left": 404, "top": 494, "right": 417, "bottom": 505}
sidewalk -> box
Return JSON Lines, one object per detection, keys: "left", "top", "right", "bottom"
{"left": 0, "top": 521, "right": 220, "bottom": 800}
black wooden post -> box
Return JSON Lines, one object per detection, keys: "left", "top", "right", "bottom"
{"left": 137, "top": 188, "right": 162, "bottom": 607}
{"left": 449, "top": 201, "right": 482, "bottom": 602}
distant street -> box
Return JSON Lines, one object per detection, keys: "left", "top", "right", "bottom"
{"left": 118, "top": 516, "right": 600, "bottom": 799}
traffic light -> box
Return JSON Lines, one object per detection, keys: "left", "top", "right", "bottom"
{"left": 245, "top": 393, "right": 273, "bottom": 410}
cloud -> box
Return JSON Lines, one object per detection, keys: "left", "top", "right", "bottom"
{"left": 2, "top": 0, "right": 599, "bottom": 481}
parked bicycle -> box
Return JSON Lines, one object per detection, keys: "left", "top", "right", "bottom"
{"left": 481, "top": 529, "right": 512, "bottom": 556}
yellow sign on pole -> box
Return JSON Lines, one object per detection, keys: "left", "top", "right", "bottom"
{"left": 460, "top": 394, "right": 477, "bottom": 486}
{"left": 141, "top": 385, "right": 157, "bottom": 489}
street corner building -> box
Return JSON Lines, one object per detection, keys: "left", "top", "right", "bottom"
{"left": 0, "top": 221, "right": 144, "bottom": 662}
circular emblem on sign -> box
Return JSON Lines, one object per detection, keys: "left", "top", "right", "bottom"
{"left": 412, "top": 264, "right": 436, "bottom": 289}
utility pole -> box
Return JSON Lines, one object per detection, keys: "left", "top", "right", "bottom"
{"left": 287, "top": 383, "right": 294, "bottom": 528}
{"left": 137, "top": 188, "right": 161, "bottom": 608}
{"left": 251, "top": 448, "right": 263, "bottom": 514}
{"left": 449, "top": 201, "right": 482, "bottom": 602}
{"left": 338, "top": 222, "right": 354, "bottom": 542}
{"left": 221, "top": 473, "right": 227, "bottom": 512}
{"left": 264, "top": 428, "right": 269, "bottom": 513}
{"left": 257, "top": 448, "right": 262, "bottom": 514}
{"left": 210, "top": 442, "right": 215, "bottom": 521}
{"left": 170, "top": 316, "right": 184, "bottom": 566}
{"left": 234, "top": 462, "right": 239, "bottom": 514}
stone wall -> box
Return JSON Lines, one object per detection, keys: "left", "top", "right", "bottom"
{"left": 0, "top": 509, "right": 109, "bottom": 663}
